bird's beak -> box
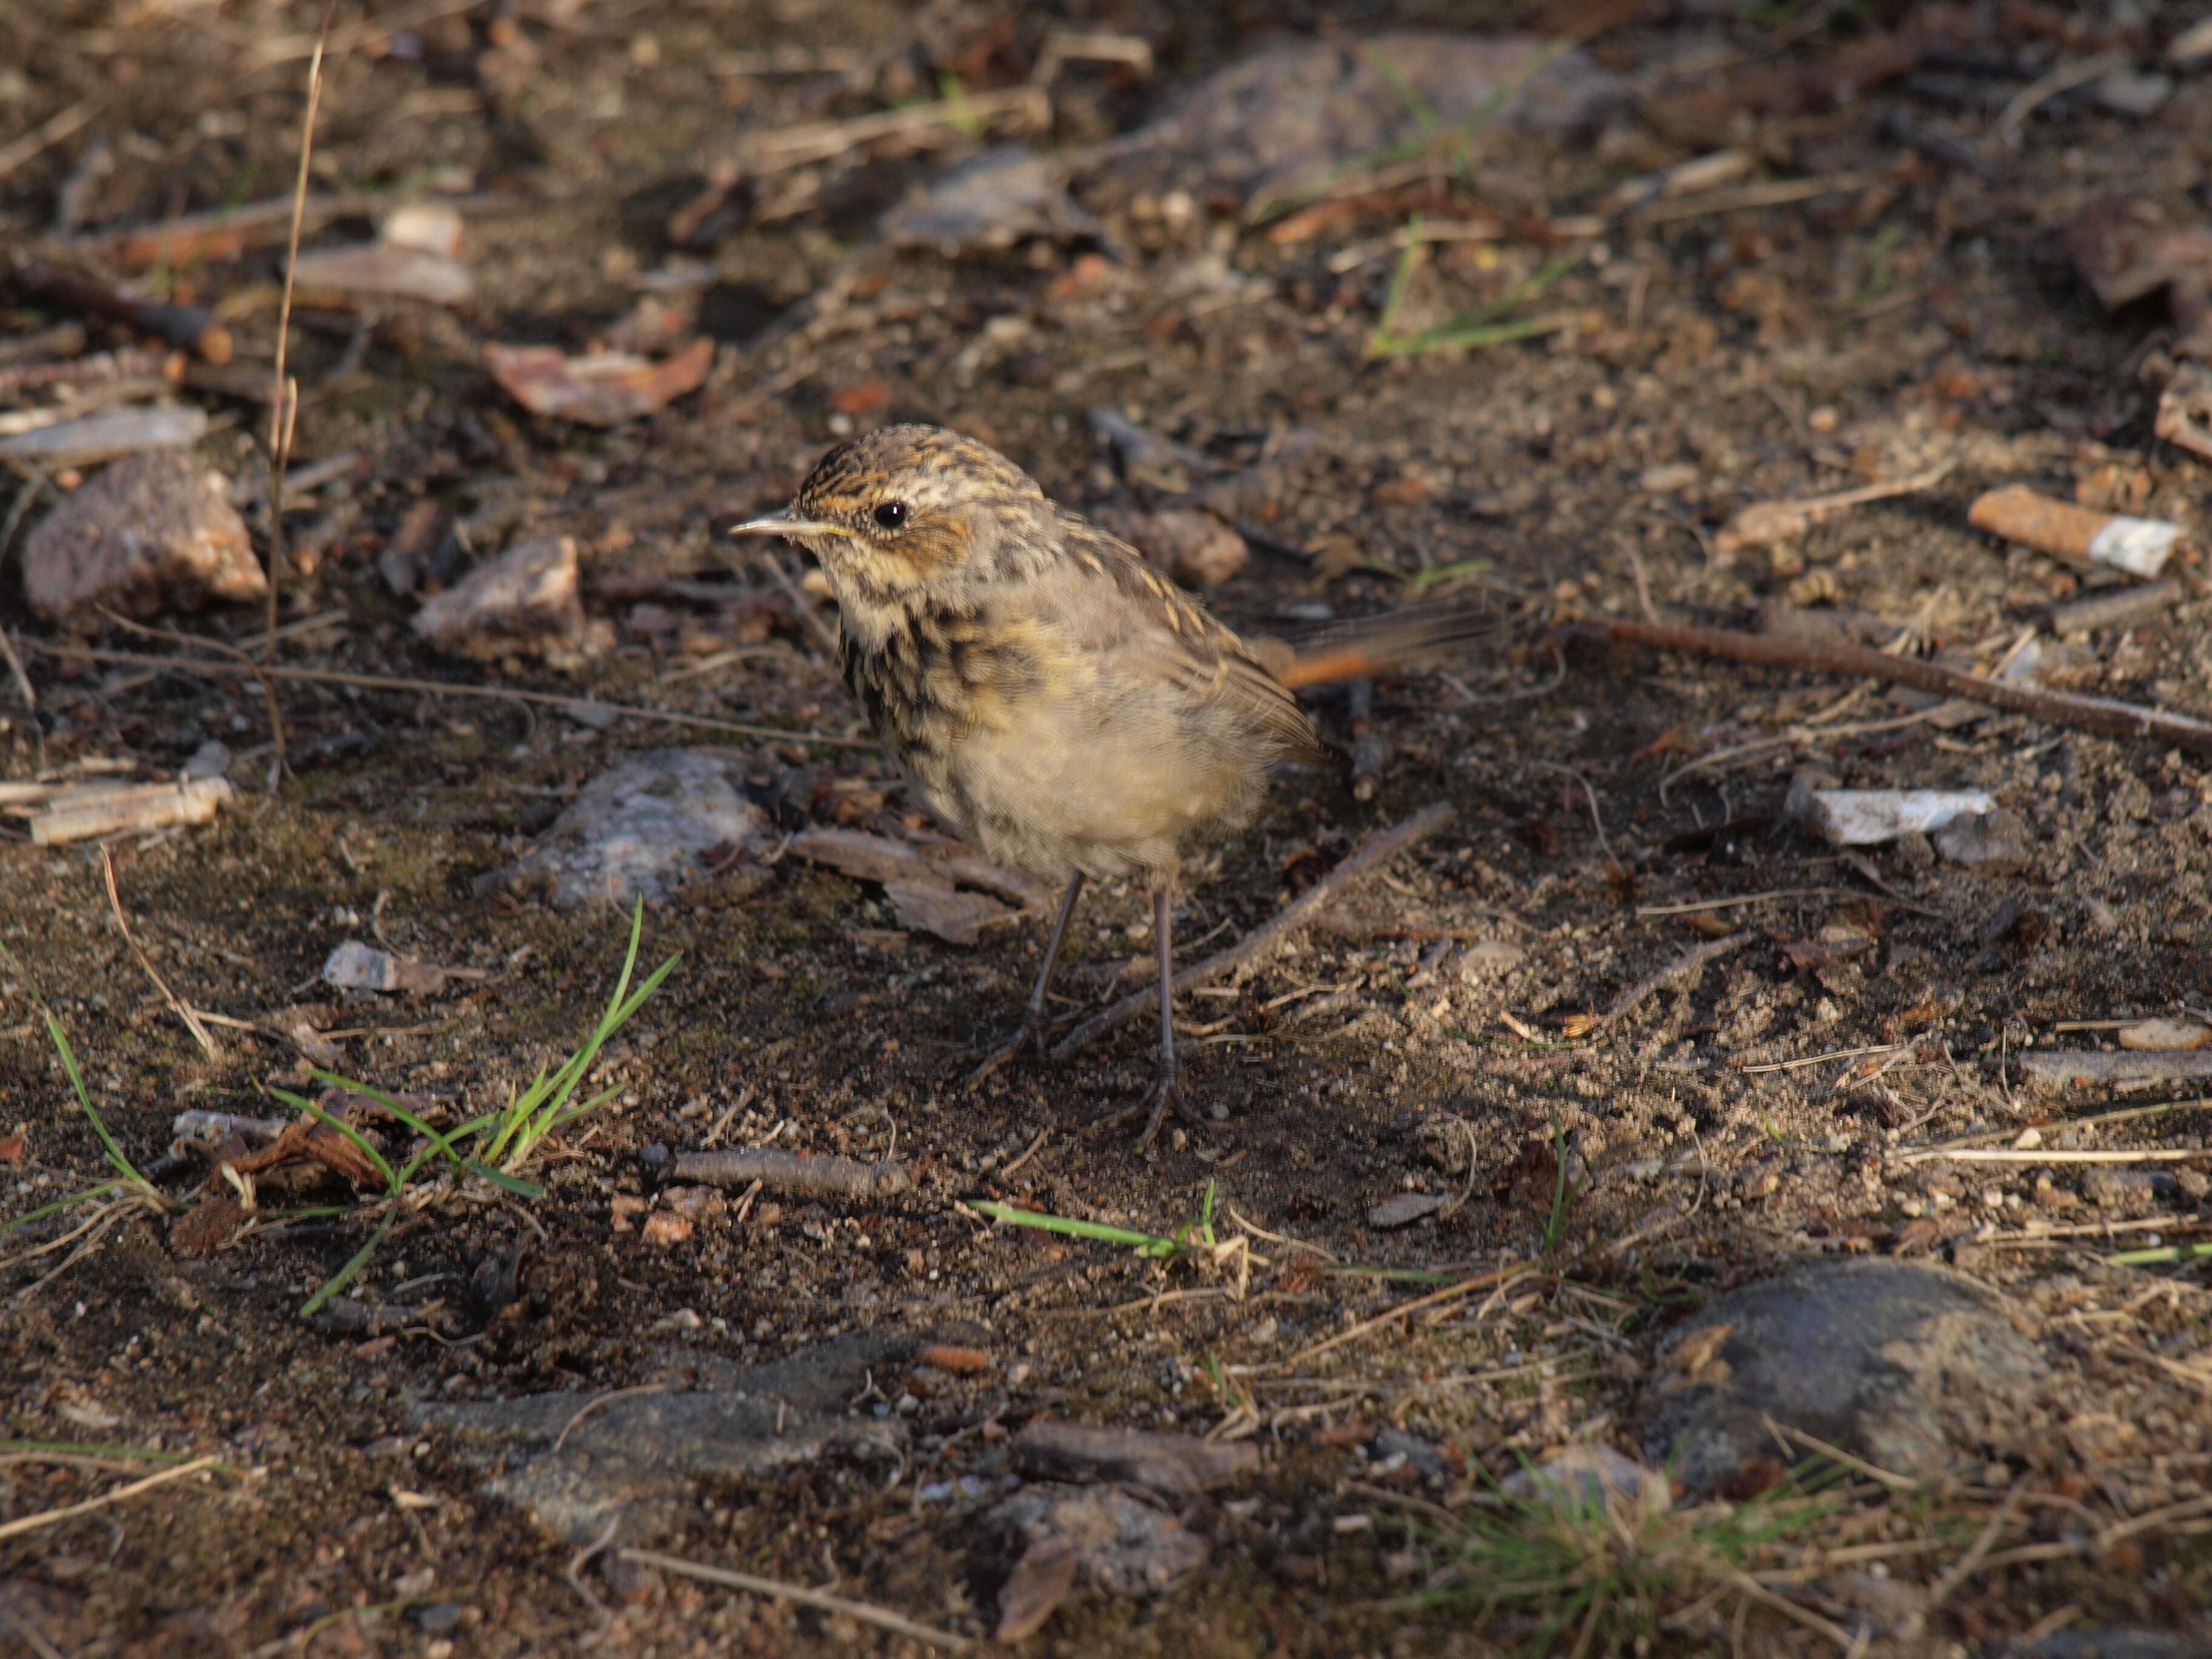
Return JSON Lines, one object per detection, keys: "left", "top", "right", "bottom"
{"left": 729, "top": 511, "right": 852, "bottom": 540}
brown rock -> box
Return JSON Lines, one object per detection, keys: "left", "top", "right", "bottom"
{"left": 1099, "top": 509, "right": 1248, "bottom": 588}
{"left": 412, "top": 535, "right": 591, "bottom": 662}
{"left": 22, "top": 451, "right": 264, "bottom": 619}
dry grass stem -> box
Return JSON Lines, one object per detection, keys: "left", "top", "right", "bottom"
{"left": 0, "top": 1454, "right": 222, "bottom": 1542}
{"left": 617, "top": 1548, "right": 972, "bottom": 1652}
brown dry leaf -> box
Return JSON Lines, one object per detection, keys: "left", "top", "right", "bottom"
{"left": 0, "top": 1133, "right": 22, "bottom": 1164}
{"left": 171, "top": 1193, "right": 250, "bottom": 1259}
{"left": 996, "top": 1536, "right": 1078, "bottom": 1644}
{"left": 483, "top": 337, "right": 712, "bottom": 427}
{"left": 1775, "top": 937, "right": 1833, "bottom": 976}
{"left": 885, "top": 880, "right": 1013, "bottom": 946}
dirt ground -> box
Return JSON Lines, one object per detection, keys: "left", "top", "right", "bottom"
{"left": 6, "top": 1, "right": 2212, "bottom": 1654}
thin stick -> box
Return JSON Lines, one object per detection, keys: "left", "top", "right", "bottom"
{"left": 1598, "top": 932, "right": 1751, "bottom": 1027}
{"left": 1997, "top": 51, "right": 2128, "bottom": 147}
{"left": 1570, "top": 617, "right": 2212, "bottom": 759}
{"left": 95, "top": 610, "right": 286, "bottom": 766}
{"left": 1533, "top": 760, "right": 1614, "bottom": 866}
{"left": 100, "top": 847, "right": 219, "bottom": 1061}
{"left": 617, "top": 1548, "right": 973, "bottom": 1653}
{"left": 754, "top": 549, "right": 843, "bottom": 658}
{"left": 552, "top": 1382, "right": 670, "bottom": 1454}
{"left": 0, "top": 1455, "right": 220, "bottom": 1543}
{"left": 1281, "top": 1262, "right": 1524, "bottom": 1369}
{"left": 1890, "top": 1147, "right": 2204, "bottom": 1166}
{"left": 1636, "top": 888, "right": 1932, "bottom": 918}
{"left": 0, "top": 99, "right": 100, "bottom": 185}
{"left": 1766, "top": 1421, "right": 1919, "bottom": 1494}
{"left": 24, "top": 640, "right": 873, "bottom": 748}
{"left": 261, "top": 3, "right": 336, "bottom": 782}
{"left": 1927, "top": 1480, "right": 2025, "bottom": 1607}
{"left": 1051, "top": 802, "right": 1453, "bottom": 1060}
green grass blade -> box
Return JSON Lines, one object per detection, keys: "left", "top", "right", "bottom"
{"left": 1406, "top": 557, "right": 1493, "bottom": 592}
{"left": 973, "top": 1201, "right": 1183, "bottom": 1259}
{"left": 44, "top": 1013, "right": 153, "bottom": 1195}
{"left": 4, "top": 1182, "right": 126, "bottom": 1235}
{"left": 299, "top": 1203, "right": 398, "bottom": 1318}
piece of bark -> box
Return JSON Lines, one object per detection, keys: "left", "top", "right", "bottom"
{"left": 1010, "top": 1420, "right": 1259, "bottom": 1498}
{"left": 290, "top": 241, "right": 473, "bottom": 303}
{"left": 2049, "top": 580, "right": 2183, "bottom": 635}
{"left": 2017, "top": 1050, "right": 2212, "bottom": 1089}
{"left": 27, "top": 777, "right": 233, "bottom": 845}
{"left": 309, "top": 1298, "right": 445, "bottom": 1337}
{"left": 669, "top": 1147, "right": 913, "bottom": 1199}
{"left": 484, "top": 338, "right": 712, "bottom": 427}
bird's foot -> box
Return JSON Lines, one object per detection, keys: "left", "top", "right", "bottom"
{"left": 1130, "top": 1064, "right": 1190, "bottom": 1151}
{"left": 962, "top": 1014, "right": 1050, "bottom": 1094}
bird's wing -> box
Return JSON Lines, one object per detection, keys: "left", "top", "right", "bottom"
{"left": 1043, "top": 511, "right": 1329, "bottom": 766}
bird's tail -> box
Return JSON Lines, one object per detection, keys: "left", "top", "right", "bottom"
{"left": 1248, "top": 600, "right": 1500, "bottom": 691}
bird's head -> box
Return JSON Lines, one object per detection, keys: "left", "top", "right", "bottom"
{"left": 731, "top": 423, "right": 1045, "bottom": 600}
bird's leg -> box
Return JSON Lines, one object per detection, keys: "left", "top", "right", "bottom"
{"left": 964, "top": 871, "right": 1085, "bottom": 1092}
{"left": 1133, "top": 886, "right": 1186, "bottom": 1150}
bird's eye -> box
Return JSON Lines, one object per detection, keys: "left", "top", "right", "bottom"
{"left": 873, "top": 500, "right": 908, "bottom": 530}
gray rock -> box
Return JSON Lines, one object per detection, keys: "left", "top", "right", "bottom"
{"left": 1084, "top": 34, "right": 1624, "bottom": 218}
{"left": 483, "top": 749, "right": 768, "bottom": 910}
{"left": 1640, "top": 1259, "right": 2049, "bottom": 1495}
{"left": 1934, "top": 808, "right": 2032, "bottom": 873}
{"left": 182, "top": 739, "right": 232, "bottom": 780}
{"left": 993, "top": 1483, "right": 1208, "bottom": 1597}
{"left": 415, "top": 1331, "right": 918, "bottom": 1544}
{"left": 880, "top": 144, "right": 1103, "bottom": 254}
{"left": 1366, "top": 1192, "right": 1444, "bottom": 1229}
{"left": 22, "top": 449, "right": 262, "bottom": 620}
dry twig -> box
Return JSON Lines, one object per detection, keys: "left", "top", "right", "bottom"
{"left": 23, "top": 640, "right": 871, "bottom": 748}
{"left": 1569, "top": 617, "right": 2212, "bottom": 759}
{"left": 617, "top": 1548, "right": 971, "bottom": 1653}
{"left": 0, "top": 1455, "right": 221, "bottom": 1543}
{"left": 101, "top": 846, "right": 218, "bottom": 1060}
{"left": 669, "top": 1148, "right": 913, "bottom": 1199}
{"left": 1052, "top": 802, "right": 1453, "bottom": 1060}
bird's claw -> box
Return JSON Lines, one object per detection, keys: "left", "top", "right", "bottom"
{"left": 1130, "top": 1066, "right": 1187, "bottom": 1151}
{"left": 962, "top": 1015, "right": 1049, "bottom": 1094}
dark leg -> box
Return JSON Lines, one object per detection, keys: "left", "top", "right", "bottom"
{"left": 964, "top": 871, "right": 1085, "bottom": 1091}
{"left": 1133, "top": 886, "right": 1183, "bottom": 1149}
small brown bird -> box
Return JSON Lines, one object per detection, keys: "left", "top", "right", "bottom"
{"left": 735, "top": 424, "right": 1480, "bottom": 1143}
